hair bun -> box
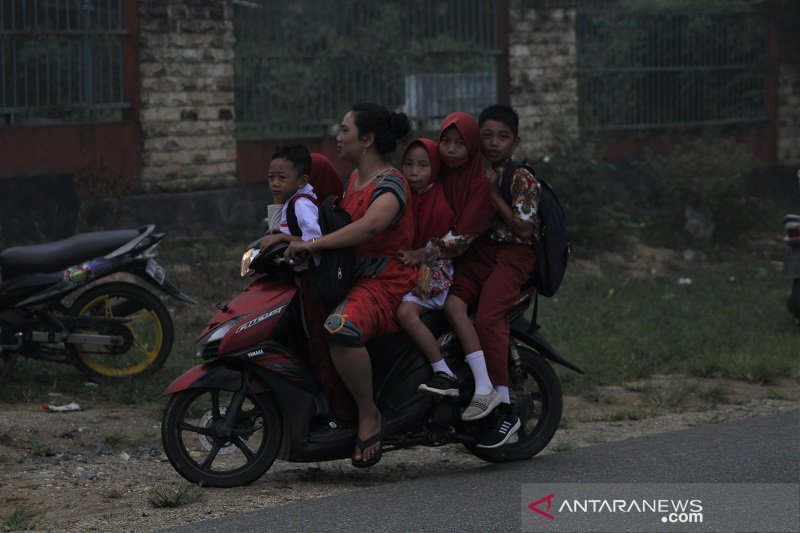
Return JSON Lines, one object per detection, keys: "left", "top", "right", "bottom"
{"left": 388, "top": 112, "right": 411, "bottom": 140}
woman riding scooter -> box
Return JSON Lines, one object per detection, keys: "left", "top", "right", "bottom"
{"left": 286, "top": 102, "right": 415, "bottom": 468}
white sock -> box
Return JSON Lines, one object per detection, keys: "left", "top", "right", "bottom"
{"left": 431, "top": 359, "right": 455, "bottom": 378}
{"left": 496, "top": 385, "right": 510, "bottom": 404}
{"left": 465, "top": 350, "right": 493, "bottom": 395}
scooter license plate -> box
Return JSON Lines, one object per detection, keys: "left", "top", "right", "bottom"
{"left": 146, "top": 258, "right": 166, "bottom": 285}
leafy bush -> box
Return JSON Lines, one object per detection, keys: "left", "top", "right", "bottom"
{"left": 637, "top": 136, "right": 761, "bottom": 246}
{"left": 533, "top": 130, "right": 631, "bottom": 252}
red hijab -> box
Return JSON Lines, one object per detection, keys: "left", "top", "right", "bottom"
{"left": 438, "top": 112, "right": 495, "bottom": 235}
{"left": 310, "top": 153, "right": 344, "bottom": 200}
{"left": 402, "top": 138, "right": 453, "bottom": 248}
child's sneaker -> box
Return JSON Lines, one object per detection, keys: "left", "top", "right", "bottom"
{"left": 475, "top": 403, "right": 520, "bottom": 448}
{"left": 417, "top": 372, "right": 459, "bottom": 398}
{"left": 461, "top": 388, "right": 501, "bottom": 421}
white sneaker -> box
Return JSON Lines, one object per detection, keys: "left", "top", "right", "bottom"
{"left": 461, "top": 389, "right": 502, "bottom": 421}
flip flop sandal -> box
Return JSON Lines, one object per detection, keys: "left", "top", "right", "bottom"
{"left": 351, "top": 428, "right": 383, "bottom": 468}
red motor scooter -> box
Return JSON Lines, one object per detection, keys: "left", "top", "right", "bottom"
{"left": 160, "top": 242, "right": 583, "bottom": 487}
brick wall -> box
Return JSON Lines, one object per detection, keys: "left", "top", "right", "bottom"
{"left": 507, "top": 0, "right": 579, "bottom": 161}
{"left": 138, "top": 0, "right": 237, "bottom": 192}
{"left": 778, "top": 64, "right": 800, "bottom": 166}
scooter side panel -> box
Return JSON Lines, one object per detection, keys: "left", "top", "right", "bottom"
{"left": 197, "top": 278, "right": 295, "bottom": 341}
{"left": 163, "top": 363, "right": 244, "bottom": 394}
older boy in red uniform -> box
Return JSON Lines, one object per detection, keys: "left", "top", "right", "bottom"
{"left": 444, "top": 105, "right": 541, "bottom": 448}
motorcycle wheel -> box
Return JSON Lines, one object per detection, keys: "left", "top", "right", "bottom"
{"left": 68, "top": 282, "right": 174, "bottom": 378}
{"left": 464, "top": 347, "right": 562, "bottom": 462}
{"left": 161, "top": 388, "right": 282, "bottom": 487}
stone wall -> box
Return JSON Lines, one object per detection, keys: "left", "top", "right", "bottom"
{"left": 507, "top": 0, "right": 578, "bottom": 161}
{"left": 138, "top": 0, "right": 237, "bottom": 192}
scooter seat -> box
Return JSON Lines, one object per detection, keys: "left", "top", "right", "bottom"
{"left": 0, "top": 229, "right": 140, "bottom": 277}
{"left": 368, "top": 310, "right": 451, "bottom": 362}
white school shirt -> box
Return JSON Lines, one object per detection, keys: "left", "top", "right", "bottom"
{"left": 278, "top": 184, "right": 322, "bottom": 270}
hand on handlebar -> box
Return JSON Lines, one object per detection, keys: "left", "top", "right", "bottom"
{"left": 285, "top": 239, "right": 313, "bottom": 262}
{"left": 259, "top": 233, "right": 285, "bottom": 251}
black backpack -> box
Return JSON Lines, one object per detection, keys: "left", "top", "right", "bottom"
{"left": 499, "top": 162, "right": 570, "bottom": 298}
{"left": 287, "top": 194, "right": 357, "bottom": 309}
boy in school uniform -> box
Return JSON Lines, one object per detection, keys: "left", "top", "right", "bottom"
{"left": 443, "top": 104, "right": 541, "bottom": 448}
{"left": 259, "top": 145, "right": 322, "bottom": 266}
{"left": 258, "top": 145, "right": 358, "bottom": 437}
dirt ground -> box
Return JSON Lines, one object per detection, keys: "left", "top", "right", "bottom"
{"left": 1, "top": 376, "right": 798, "bottom": 532}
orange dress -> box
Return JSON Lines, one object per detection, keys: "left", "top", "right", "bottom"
{"left": 323, "top": 168, "right": 416, "bottom": 346}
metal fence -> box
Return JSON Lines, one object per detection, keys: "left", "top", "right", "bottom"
{"left": 576, "top": 1, "right": 769, "bottom": 135}
{"left": 0, "top": 0, "right": 129, "bottom": 126}
{"left": 234, "top": 0, "right": 499, "bottom": 139}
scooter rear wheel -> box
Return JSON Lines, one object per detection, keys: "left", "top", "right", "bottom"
{"left": 69, "top": 282, "right": 173, "bottom": 378}
{"left": 464, "top": 347, "right": 562, "bottom": 462}
{"left": 162, "top": 388, "right": 282, "bottom": 487}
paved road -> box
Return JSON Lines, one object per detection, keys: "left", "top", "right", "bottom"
{"left": 160, "top": 410, "right": 799, "bottom": 533}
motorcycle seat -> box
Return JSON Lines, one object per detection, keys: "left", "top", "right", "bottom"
{"left": 0, "top": 229, "right": 140, "bottom": 277}
{"left": 368, "top": 310, "right": 451, "bottom": 362}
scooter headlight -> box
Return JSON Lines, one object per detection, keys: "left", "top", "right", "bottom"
{"left": 195, "top": 317, "right": 243, "bottom": 358}
{"left": 241, "top": 248, "right": 260, "bottom": 277}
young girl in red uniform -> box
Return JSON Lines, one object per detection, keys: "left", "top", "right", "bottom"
{"left": 395, "top": 138, "right": 458, "bottom": 396}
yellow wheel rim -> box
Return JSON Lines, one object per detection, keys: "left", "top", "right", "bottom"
{"left": 74, "top": 293, "right": 164, "bottom": 377}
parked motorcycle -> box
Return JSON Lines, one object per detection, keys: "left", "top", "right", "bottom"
{"left": 783, "top": 213, "right": 800, "bottom": 323}
{"left": 161, "top": 242, "right": 583, "bottom": 487}
{"left": 0, "top": 225, "right": 196, "bottom": 379}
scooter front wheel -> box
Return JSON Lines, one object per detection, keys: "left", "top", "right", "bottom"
{"left": 162, "top": 387, "right": 282, "bottom": 487}
{"left": 464, "top": 347, "right": 563, "bottom": 462}
{"left": 69, "top": 282, "right": 173, "bottom": 378}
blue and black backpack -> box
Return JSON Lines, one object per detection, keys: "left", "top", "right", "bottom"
{"left": 499, "top": 162, "right": 570, "bottom": 298}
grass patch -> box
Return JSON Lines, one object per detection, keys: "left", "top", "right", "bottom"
{"left": 537, "top": 262, "right": 800, "bottom": 393}
{"left": 101, "top": 489, "right": 124, "bottom": 501}
{"left": 148, "top": 482, "right": 204, "bottom": 508}
{"left": 1, "top": 505, "right": 45, "bottom": 530}
{"left": 28, "top": 438, "right": 49, "bottom": 458}
{"left": 103, "top": 430, "right": 133, "bottom": 448}
{"left": 0, "top": 453, "right": 20, "bottom": 465}
{"left": 695, "top": 382, "right": 728, "bottom": 406}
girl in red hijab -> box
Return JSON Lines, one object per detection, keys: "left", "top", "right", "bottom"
{"left": 438, "top": 112, "right": 496, "bottom": 240}
{"left": 407, "top": 113, "right": 496, "bottom": 397}
{"left": 309, "top": 153, "right": 344, "bottom": 200}
{"left": 421, "top": 112, "right": 496, "bottom": 268}
{"left": 396, "top": 138, "right": 458, "bottom": 396}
